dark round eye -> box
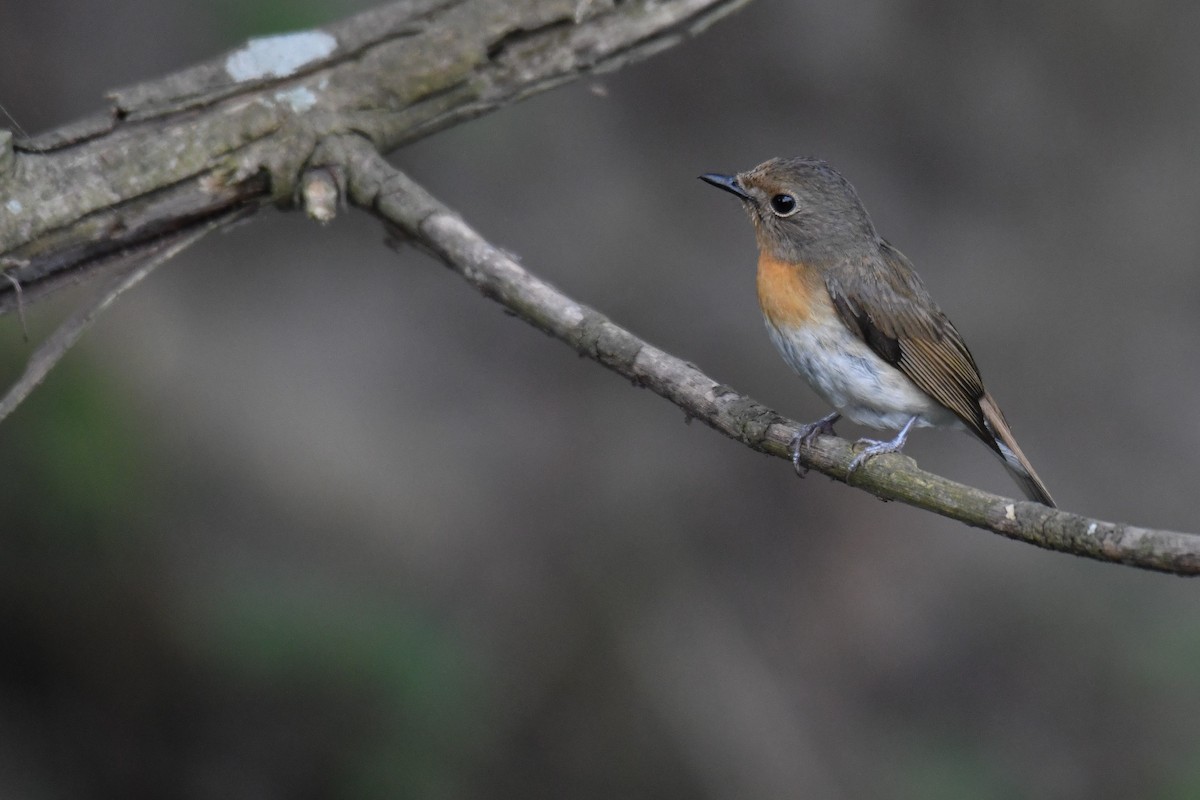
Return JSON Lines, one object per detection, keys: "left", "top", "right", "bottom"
{"left": 770, "top": 194, "right": 797, "bottom": 216}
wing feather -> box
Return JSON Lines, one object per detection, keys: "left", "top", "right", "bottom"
{"left": 825, "top": 241, "right": 996, "bottom": 451}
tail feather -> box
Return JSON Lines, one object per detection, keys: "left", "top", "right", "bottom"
{"left": 978, "top": 393, "right": 1055, "bottom": 508}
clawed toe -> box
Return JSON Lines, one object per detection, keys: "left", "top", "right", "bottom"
{"left": 789, "top": 412, "right": 840, "bottom": 476}
{"left": 788, "top": 432, "right": 805, "bottom": 476}
{"left": 847, "top": 438, "right": 899, "bottom": 474}
{"left": 845, "top": 416, "right": 918, "bottom": 478}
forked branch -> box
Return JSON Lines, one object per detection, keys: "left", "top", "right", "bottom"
{"left": 2, "top": 0, "right": 1195, "bottom": 575}
{"left": 0, "top": 0, "right": 752, "bottom": 314}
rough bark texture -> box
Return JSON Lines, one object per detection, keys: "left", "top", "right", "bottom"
{"left": 0, "top": 0, "right": 750, "bottom": 312}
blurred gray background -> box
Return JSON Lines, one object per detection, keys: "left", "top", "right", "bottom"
{"left": 2, "top": 0, "right": 1199, "bottom": 797}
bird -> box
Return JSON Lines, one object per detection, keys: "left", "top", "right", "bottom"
{"left": 700, "top": 157, "right": 1055, "bottom": 507}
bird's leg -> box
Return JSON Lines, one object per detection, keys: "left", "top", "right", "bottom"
{"left": 789, "top": 411, "right": 841, "bottom": 476}
{"left": 848, "top": 416, "right": 918, "bottom": 475}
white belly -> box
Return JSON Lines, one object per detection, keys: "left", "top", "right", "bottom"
{"left": 765, "top": 319, "right": 960, "bottom": 431}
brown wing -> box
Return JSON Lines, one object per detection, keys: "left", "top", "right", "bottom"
{"left": 825, "top": 241, "right": 997, "bottom": 452}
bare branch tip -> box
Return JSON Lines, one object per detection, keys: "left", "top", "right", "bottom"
{"left": 299, "top": 166, "right": 345, "bottom": 224}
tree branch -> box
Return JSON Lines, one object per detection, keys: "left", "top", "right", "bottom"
{"left": 320, "top": 133, "right": 1200, "bottom": 577}
{"left": 4, "top": 0, "right": 1196, "bottom": 575}
{"left": 0, "top": 0, "right": 750, "bottom": 314}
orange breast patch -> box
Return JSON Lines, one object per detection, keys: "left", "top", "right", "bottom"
{"left": 757, "top": 251, "right": 822, "bottom": 327}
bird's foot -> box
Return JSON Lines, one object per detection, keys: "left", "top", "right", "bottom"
{"left": 847, "top": 416, "right": 918, "bottom": 476}
{"left": 789, "top": 412, "right": 841, "bottom": 476}
{"left": 847, "top": 438, "right": 902, "bottom": 474}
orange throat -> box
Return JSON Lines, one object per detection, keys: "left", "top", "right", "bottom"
{"left": 756, "top": 251, "right": 819, "bottom": 328}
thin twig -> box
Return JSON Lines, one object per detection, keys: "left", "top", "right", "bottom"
{"left": 0, "top": 260, "right": 28, "bottom": 340}
{"left": 0, "top": 217, "right": 234, "bottom": 423}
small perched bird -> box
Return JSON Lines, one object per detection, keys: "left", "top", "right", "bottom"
{"left": 701, "top": 157, "right": 1054, "bottom": 507}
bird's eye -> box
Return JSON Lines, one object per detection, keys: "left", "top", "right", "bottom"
{"left": 769, "top": 194, "right": 798, "bottom": 216}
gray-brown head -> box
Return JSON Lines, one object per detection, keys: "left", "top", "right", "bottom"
{"left": 700, "top": 157, "right": 878, "bottom": 264}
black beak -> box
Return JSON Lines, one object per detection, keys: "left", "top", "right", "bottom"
{"left": 699, "top": 172, "right": 751, "bottom": 200}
